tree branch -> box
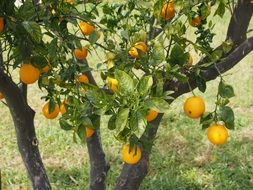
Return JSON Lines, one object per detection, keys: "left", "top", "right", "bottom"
{"left": 165, "top": 36, "right": 253, "bottom": 98}
{"left": 226, "top": 0, "right": 253, "bottom": 46}
{"left": 82, "top": 60, "right": 109, "bottom": 190}
{"left": 115, "top": 0, "right": 253, "bottom": 189}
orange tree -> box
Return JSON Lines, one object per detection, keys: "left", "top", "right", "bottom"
{"left": 0, "top": 0, "right": 253, "bottom": 189}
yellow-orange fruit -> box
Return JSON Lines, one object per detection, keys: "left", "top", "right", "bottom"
{"left": 19, "top": 64, "right": 40, "bottom": 84}
{"left": 207, "top": 124, "right": 228, "bottom": 145}
{"left": 79, "top": 21, "right": 95, "bottom": 36}
{"left": 74, "top": 47, "right": 88, "bottom": 60}
{"left": 86, "top": 127, "right": 95, "bottom": 138}
{"left": 146, "top": 109, "right": 159, "bottom": 122}
{"left": 160, "top": 2, "right": 175, "bottom": 21}
{"left": 183, "top": 96, "right": 205, "bottom": 119}
{"left": 128, "top": 47, "right": 139, "bottom": 58}
{"left": 121, "top": 144, "right": 142, "bottom": 165}
{"left": 77, "top": 74, "right": 89, "bottom": 84}
{"left": 42, "top": 102, "right": 60, "bottom": 119}
{"left": 189, "top": 16, "right": 202, "bottom": 27}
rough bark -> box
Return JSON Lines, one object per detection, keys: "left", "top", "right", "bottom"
{"left": 0, "top": 70, "right": 51, "bottom": 190}
{"left": 115, "top": 1, "right": 253, "bottom": 189}
{"left": 115, "top": 114, "right": 164, "bottom": 190}
{"left": 83, "top": 60, "right": 109, "bottom": 190}
{"left": 226, "top": 0, "right": 253, "bottom": 46}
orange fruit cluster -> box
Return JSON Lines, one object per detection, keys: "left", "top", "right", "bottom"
{"left": 129, "top": 42, "right": 148, "bottom": 58}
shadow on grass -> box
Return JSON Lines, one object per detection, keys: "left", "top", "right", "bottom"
{"left": 47, "top": 166, "right": 89, "bottom": 190}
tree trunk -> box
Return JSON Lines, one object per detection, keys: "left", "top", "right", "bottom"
{"left": 0, "top": 70, "right": 51, "bottom": 190}
{"left": 115, "top": 114, "right": 164, "bottom": 190}
{"left": 83, "top": 60, "right": 110, "bottom": 190}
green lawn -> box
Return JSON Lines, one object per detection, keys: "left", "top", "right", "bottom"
{"left": 1, "top": 7, "right": 253, "bottom": 190}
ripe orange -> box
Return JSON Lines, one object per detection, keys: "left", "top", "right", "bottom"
{"left": 74, "top": 47, "right": 88, "bottom": 60}
{"left": 79, "top": 21, "right": 95, "bottom": 36}
{"left": 60, "top": 103, "right": 67, "bottom": 114}
{"left": 146, "top": 109, "right": 158, "bottom": 122}
{"left": 0, "top": 92, "right": 4, "bottom": 100}
{"left": 160, "top": 2, "right": 175, "bottom": 21}
{"left": 86, "top": 127, "right": 95, "bottom": 138}
{"left": 77, "top": 74, "right": 89, "bottom": 84}
{"left": 189, "top": 16, "right": 202, "bottom": 27}
{"left": 66, "top": 0, "right": 73, "bottom": 4}
{"left": 184, "top": 96, "right": 205, "bottom": 119}
{"left": 41, "top": 65, "right": 51, "bottom": 73}
{"left": 42, "top": 102, "right": 60, "bottom": 119}
{"left": 19, "top": 64, "right": 40, "bottom": 84}
{"left": 129, "top": 47, "right": 138, "bottom": 58}
{"left": 188, "top": 54, "right": 193, "bottom": 66}
{"left": 134, "top": 42, "right": 148, "bottom": 53}
{"left": 207, "top": 124, "right": 228, "bottom": 145}
{"left": 121, "top": 144, "right": 142, "bottom": 165}
{"left": 107, "top": 77, "right": 118, "bottom": 92}
{"left": 0, "top": 17, "right": 4, "bottom": 33}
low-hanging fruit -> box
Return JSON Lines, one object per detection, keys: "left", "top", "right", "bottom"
{"left": 134, "top": 42, "right": 148, "bottom": 53}
{"left": 188, "top": 54, "right": 193, "bottom": 66}
{"left": 0, "top": 17, "right": 4, "bottom": 33}
{"left": 121, "top": 144, "right": 142, "bottom": 165}
{"left": 107, "top": 77, "right": 118, "bottom": 92}
{"left": 77, "top": 74, "right": 89, "bottom": 84}
{"left": 160, "top": 1, "right": 175, "bottom": 21}
{"left": 41, "top": 65, "right": 51, "bottom": 73}
{"left": 146, "top": 109, "right": 158, "bottom": 122}
{"left": 207, "top": 124, "right": 228, "bottom": 145}
{"left": 184, "top": 96, "right": 205, "bottom": 119}
{"left": 74, "top": 47, "right": 88, "bottom": 61}
{"left": 0, "top": 92, "right": 4, "bottom": 100}
{"left": 79, "top": 21, "right": 95, "bottom": 36}
{"left": 19, "top": 64, "right": 40, "bottom": 84}
{"left": 189, "top": 15, "right": 202, "bottom": 27}
{"left": 128, "top": 47, "right": 138, "bottom": 58}
{"left": 86, "top": 127, "right": 95, "bottom": 138}
{"left": 42, "top": 102, "right": 60, "bottom": 119}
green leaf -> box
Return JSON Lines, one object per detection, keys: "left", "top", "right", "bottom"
{"left": 115, "top": 108, "right": 130, "bottom": 131}
{"left": 22, "top": 21, "right": 42, "bottom": 43}
{"left": 218, "top": 80, "right": 235, "bottom": 99}
{"left": 195, "top": 74, "right": 206, "bottom": 93}
{"left": 129, "top": 111, "right": 138, "bottom": 132}
{"left": 214, "top": 2, "right": 226, "bottom": 17}
{"left": 80, "top": 117, "right": 93, "bottom": 129}
{"left": 144, "top": 97, "right": 170, "bottom": 112}
{"left": 115, "top": 69, "right": 135, "bottom": 95}
{"left": 137, "top": 75, "right": 153, "bottom": 97}
{"left": 169, "top": 43, "right": 188, "bottom": 66}
{"left": 115, "top": 127, "right": 131, "bottom": 142}
{"left": 150, "top": 42, "right": 165, "bottom": 65}
{"left": 218, "top": 106, "right": 235, "bottom": 130}
{"left": 77, "top": 124, "right": 86, "bottom": 141}
{"left": 59, "top": 118, "right": 73, "bottom": 131}
{"left": 31, "top": 56, "right": 48, "bottom": 69}
{"left": 108, "top": 115, "right": 117, "bottom": 130}
{"left": 89, "top": 31, "right": 98, "bottom": 44}
{"left": 200, "top": 112, "right": 213, "bottom": 130}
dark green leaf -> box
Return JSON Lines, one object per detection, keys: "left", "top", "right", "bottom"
{"left": 218, "top": 80, "right": 235, "bottom": 99}
{"left": 108, "top": 115, "right": 117, "bottom": 130}
{"left": 218, "top": 106, "right": 235, "bottom": 130}
{"left": 200, "top": 112, "right": 213, "bottom": 129}
{"left": 196, "top": 74, "right": 206, "bottom": 93}
{"left": 59, "top": 118, "right": 73, "bottom": 130}
{"left": 169, "top": 43, "right": 188, "bottom": 66}
{"left": 77, "top": 124, "right": 86, "bottom": 141}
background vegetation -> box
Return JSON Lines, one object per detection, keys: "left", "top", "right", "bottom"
{"left": 0, "top": 7, "right": 253, "bottom": 190}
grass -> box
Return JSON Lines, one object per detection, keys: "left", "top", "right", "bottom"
{"left": 1, "top": 6, "right": 253, "bottom": 190}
